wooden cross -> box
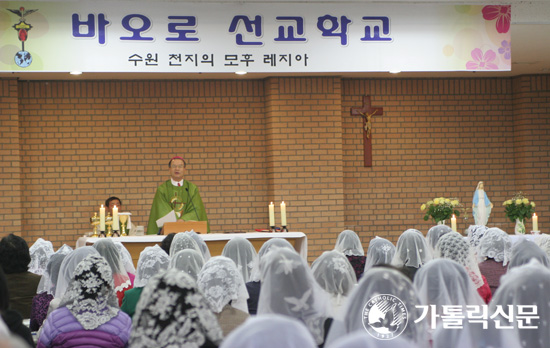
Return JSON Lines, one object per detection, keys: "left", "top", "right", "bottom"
{"left": 350, "top": 95, "right": 384, "bottom": 167}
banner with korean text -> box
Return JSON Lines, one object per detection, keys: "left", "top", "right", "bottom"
{"left": 0, "top": 2, "right": 511, "bottom": 73}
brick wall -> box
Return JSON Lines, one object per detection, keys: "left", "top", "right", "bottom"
{"left": 1, "top": 75, "right": 549, "bottom": 261}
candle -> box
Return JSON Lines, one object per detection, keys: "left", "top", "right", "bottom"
{"left": 100, "top": 205, "right": 105, "bottom": 232}
{"left": 113, "top": 205, "right": 119, "bottom": 231}
{"left": 451, "top": 214, "right": 457, "bottom": 232}
{"left": 533, "top": 213, "right": 539, "bottom": 231}
{"left": 281, "top": 201, "right": 287, "bottom": 226}
{"left": 269, "top": 202, "right": 275, "bottom": 227}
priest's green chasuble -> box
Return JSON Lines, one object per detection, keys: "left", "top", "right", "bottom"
{"left": 147, "top": 180, "right": 209, "bottom": 234}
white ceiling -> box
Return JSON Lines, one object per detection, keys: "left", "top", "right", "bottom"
{"left": 1, "top": 0, "right": 549, "bottom": 80}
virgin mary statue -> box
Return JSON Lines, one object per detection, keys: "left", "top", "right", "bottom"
{"left": 472, "top": 181, "right": 493, "bottom": 226}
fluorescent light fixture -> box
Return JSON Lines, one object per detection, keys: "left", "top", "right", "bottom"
{"left": 235, "top": 71, "right": 247, "bottom": 75}
{"left": 389, "top": 70, "right": 401, "bottom": 74}
{"left": 70, "top": 71, "right": 82, "bottom": 75}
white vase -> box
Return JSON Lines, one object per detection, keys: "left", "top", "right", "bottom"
{"left": 515, "top": 218, "right": 526, "bottom": 235}
{"left": 437, "top": 220, "right": 446, "bottom": 225}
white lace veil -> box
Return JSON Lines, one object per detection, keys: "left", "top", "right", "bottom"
{"left": 334, "top": 230, "right": 364, "bottom": 256}
{"left": 134, "top": 245, "right": 170, "bottom": 288}
{"left": 249, "top": 238, "right": 295, "bottom": 282}
{"left": 130, "top": 268, "right": 224, "bottom": 348}
{"left": 197, "top": 256, "right": 249, "bottom": 314}
{"left": 93, "top": 239, "right": 131, "bottom": 293}
{"left": 476, "top": 227, "right": 512, "bottom": 265}
{"left": 330, "top": 330, "right": 418, "bottom": 348}
{"left": 29, "top": 238, "right": 54, "bottom": 275}
{"left": 55, "top": 246, "right": 100, "bottom": 298}
{"left": 324, "top": 267, "right": 428, "bottom": 347}
{"left": 311, "top": 250, "right": 356, "bottom": 315}
{"left": 257, "top": 248, "right": 332, "bottom": 345}
{"left": 435, "top": 232, "right": 484, "bottom": 289}
{"left": 466, "top": 225, "right": 488, "bottom": 248}
{"left": 114, "top": 241, "right": 136, "bottom": 276}
{"left": 221, "top": 236, "right": 258, "bottom": 283}
{"left": 508, "top": 239, "right": 550, "bottom": 269}
{"left": 220, "top": 314, "right": 317, "bottom": 348}
{"left": 489, "top": 260, "right": 550, "bottom": 348}
{"left": 185, "top": 231, "right": 211, "bottom": 261}
{"left": 59, "top": 254, "right": 120, "bottom": 330}
{"left": 426, "top": 225, "right": 452, "bottom": 253}
{"left": 57, "top": 244, "right": 73, "bottom": 254}
{"left": 36, "top": 252, "right": 68, "bottom": 295}
{"left": 392, "top": 229, "right": 432, "bottom": 268}
{"left": 170, "top": 249, "right": 204, "bottom": 281}
{"left": 169, "top": 232, "right": 201, "bottom": 256}
{"left": 535, "top": 234, "right": 550, "bottom": 259}
{"left": 414, "top": 258, "right": 485, "bottom": 330}
{"left": 364, "top": 236, "right": 396, "bottom": 271}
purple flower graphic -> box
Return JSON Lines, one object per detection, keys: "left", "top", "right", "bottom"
{"left": 498, "top": 40, "right": 511, "bottom": 60}
{"left": 466, "top": 48, "right": 499, "bottom": 70}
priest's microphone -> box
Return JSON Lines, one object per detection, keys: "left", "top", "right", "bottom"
{"left": 186, "top": 187, "right": 200, "bottom": 221}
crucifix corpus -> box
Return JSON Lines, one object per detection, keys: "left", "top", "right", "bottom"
{"left": 350, "top": 95, "right": 384, "bottom": 167}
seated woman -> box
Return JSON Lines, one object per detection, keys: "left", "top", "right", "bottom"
{"left": 311, "top": 250, "right": 356, "bottom": 318}
{"left": 114, "top": 242, "right": 136, "bottom": 286}
{"left": 185, "top": 231, "right": 211, "bottom": 261}
{"left": 391, "top": 229, "right": 432, "bottom": 280}
{"left": 363, "top": 236, "right": 396, "bottom": 273}
{"left": 507, "top": 239, "right": 550, "bottom": 269}
{"left": 1, "top": 267, "right": 34, "bottom": 347}
{"left": 222, "top": 236, "right": 258, "bottom": 283}
{"left": 38, "top": 254, "right": 132, "bottom": 348}
{"left": 334, "top": 230, "right": 366, "bottom": 280}
{"left": 170, "top": 249, "right": 204, "bottom": 280}
{"left": 121, "top": 245, "right": 170, "bottom": 321}
{"left": 197, "top": 256, "right": 249, "bottom": 337}
{"left": 435, "top": 232, "right": 492, "bottom": 303}
{"left": 29, "top": 238, "right": 55, "bottom": 276}
{"left": 258, "top": 248, "right": 332, "bottom": 347}
{"left": 425, "top": 225, "right": 452, "bottom": 254}
{"left": 169, "top": 232, "right": 202, "bottom": 256}
{"left": 476, "top": 227, "right": 512, "bottom": 295}
{"left": 93, "top": 239, "right": 133, "bottom": 306}
{"left": 130, "top": 269, "right": 223, "bottom": 348}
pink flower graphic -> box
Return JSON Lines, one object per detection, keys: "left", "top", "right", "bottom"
{"left": 466, "top": 48, "right": 499, "bottom": 70}
{"left": 482, "top": 5, "right": 511, "bottom": 34}
{"left": 498, "top": 40, "right": 511, "bottom": 60}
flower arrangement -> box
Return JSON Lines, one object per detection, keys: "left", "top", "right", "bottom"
{"left": 503, "top": 192, "right": 535, "bottom": 222}
{"left": 421, "top": 197, "right": 465, "bottom": 224}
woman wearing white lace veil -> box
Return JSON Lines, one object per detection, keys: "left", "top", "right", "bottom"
{"left": 311, "top": 250, "right": 356, "bottom": 319}
{"left": 391, "top": 229, "right": 432, "bottom": 280}
{"left": 435, "top": 232, "right": 492, "bottom": 303}
{"left": 258, "top": 247, "right": 332, "bottom": 346}
{"left": 334, "top": 230, "right": 366, "bottom": 281}
{"left": 114, "top": 241, "right": 136, "bottom": 283}
{"left": 130, "top": 268, "right": 223, "bottom": 348}
{"left": 472, "top": 181, "right": 493, "bottom": 226}
{"left": 29, "top": 238, "right": 54, "bottom": 276}
{"left": 222, "top": 236, "right": 258, "bottom": 283}
{"left": 364, "top": 236, "right": 396, "bottom": 272}
{"left": 489, "top": 259, "right": 550, "bottom": 348}
{"left": 535, "top": 234, "right": 550, "bottom": 259}
{"left": 185, "top": 230, "right": 211, "bottom": 261}
{"left": 466, "top": 225, "right": 488, "bottom": 249}
{"left": 329, "top": 330, "right": 418, "bottom": 348}
{"left": 507, "top": 238, "right": 550, "bottom": 269}
{"left": 414, "top": 259, "right": 485, "bottom": 341}
{"left": 476, "top": 227, "right": 511, "bottom": 295}
{"left": 170, "top": 249, "right": 204, "bottom": 280}
{"left": 246, "top": 238, "right": 295, "bottom": 315}
{"left": 93, "top": 238, "right": 132, "bottom": 306}
{"left": 38, "top": 254, "right": 132, "bottom": 348}
{"left": 169, "top": 232, "right": 202, "bottom": 256}
{"left": 425, "top": 225, "right": 452, "bottom": 253}
{"left": 324, "top": 266, "right": 428, "bottom": 348}
{"left": 197, "top": 256, "right": 249, "bottom": 336}
{"left": 121, "top": 245, "right": 169, "bottom": 320}
{"left": 54, "top": 246, "right": 100, "bottom": 300}
{"left": 220, "top": 314, "right": 317, "bottom": 348}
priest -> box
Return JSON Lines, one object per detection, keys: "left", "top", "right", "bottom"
{"left": 147, "top": 156, "right": 209, "bottom": 234}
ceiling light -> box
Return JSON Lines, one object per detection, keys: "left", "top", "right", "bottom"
{"left": 235, "top": 71, "right": 247, "bottom": 75}
{"left": 70, "top": 71, "right": 82, "bottom": 75}
{"left": 389, "top": 70, "right": 401, "bottom": 74}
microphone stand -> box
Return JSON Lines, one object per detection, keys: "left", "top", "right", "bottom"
{"left": 186, "top": 187, "right": 200, "bottom": 221}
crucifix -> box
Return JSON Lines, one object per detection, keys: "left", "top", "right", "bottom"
{"left": 350, "top": 95, "right": 384, "bottom": 167}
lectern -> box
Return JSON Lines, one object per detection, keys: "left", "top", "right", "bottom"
{"left": 162, "top": 221, "right": 208, "bottom": 234}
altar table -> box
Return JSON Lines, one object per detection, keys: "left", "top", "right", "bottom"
{"left": 77, "top": 232, "right": 307, "bottom": 266}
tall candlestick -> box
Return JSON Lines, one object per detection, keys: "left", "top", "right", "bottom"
{"left": 269, "top": 202, "right": 275, "bottom": 227}
{"left": 533, "top": 213, "right": 539, "bottom": 231}
{"left": 451, "top": 214, "right": 457, "bottom": 232}
{"left": 281, "top": 201, "right": 287, "bottom": 227}
{"left": 100, "top": 205, "right": 105, "bottom": 232}
{"left": 113, "top": 205, "right": 119, "bottom": 231}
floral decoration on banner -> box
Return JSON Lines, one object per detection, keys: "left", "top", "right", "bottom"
{"left": 421, "top": 197, "right": 466, "bottom": 224}
{"left": 499, "top": 40, "right": 511, "bottom": 60}
{"left": 482, "top": 5, "right": 511, "bottom": 34}
{"left": 503, "top": 192, "right": 536, "bottom": 222}
{"left": 466, "top": 48, "right": 498, "bottom": 70}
